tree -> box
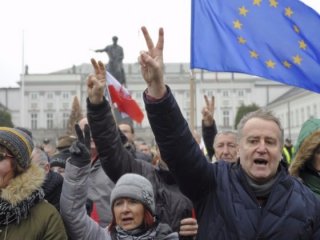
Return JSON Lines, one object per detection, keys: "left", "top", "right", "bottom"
{"left": 234, "top": 103, "right": 259, "bottom": 129}
{"left": 0, "top": 109, "right": 14, "bottom": 127}
{"left": 66, "top": 96, "right": 83, "bottom": 135}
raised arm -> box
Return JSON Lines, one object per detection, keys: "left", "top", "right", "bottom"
{"left": 139, "top": 27, "right": 215, "bottom": 202}
{"left": 201, "top": 95, "right": 217, "bottom": 161}
{"left": 86, "top": 59, "right": 152, "bottom": 182}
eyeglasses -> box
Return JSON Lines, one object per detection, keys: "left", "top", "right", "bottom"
{"left": 0, "top": 152, "right": 14, "bottom": 161}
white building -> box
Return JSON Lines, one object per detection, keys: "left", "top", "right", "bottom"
{"left": 266, "top": 87, "right": 320, "bottom": 143}
{"left": 1, "top": 62, "right": 297, "bottom": 144}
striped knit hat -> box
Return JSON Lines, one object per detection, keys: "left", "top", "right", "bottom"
{"left": 0, "top": 127, "right": 34, "bottom": 170}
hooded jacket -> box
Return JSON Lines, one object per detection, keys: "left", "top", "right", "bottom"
{"left": 0, "top": 163, "right": 67, "bottom": 240}
{"left": 290, "top": 130, "right": 320, "bottom": 197}
{"left": 144, "top": 86, "right": 320, "bottom": 240}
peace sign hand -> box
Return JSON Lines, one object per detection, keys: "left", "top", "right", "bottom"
{"left": 201, "top": 95, "right": 215, "bottom": 126}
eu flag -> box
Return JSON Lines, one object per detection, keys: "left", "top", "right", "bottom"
{"left": 191, "top": 0, "right": 320, "bottom": 93}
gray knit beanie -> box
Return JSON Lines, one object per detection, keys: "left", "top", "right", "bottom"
{"left": 0, "top": 127, "right": 34, "bottom": 170}
{"left": 110, "top": 173, "right": 155, "bottom": 215}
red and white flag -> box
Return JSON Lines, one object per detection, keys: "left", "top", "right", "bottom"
{"left": 106, "top": 71, "right": 144, "bottom": 124}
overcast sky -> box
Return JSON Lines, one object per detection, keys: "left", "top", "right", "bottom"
{"left": 0, "top": 0, "right": 318, "bottom": 88}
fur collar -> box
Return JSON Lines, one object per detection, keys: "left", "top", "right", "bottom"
{"left": 290, "top": 131, "right": 320, "bottom": 177}
{"left": 1, "top": 162, "right": 45, "bottom": 206}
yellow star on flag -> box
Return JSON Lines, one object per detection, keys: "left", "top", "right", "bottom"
{"left": 265, "top": 60, "right": 276, "bottom": 68}
{"left": 269, "top": 0, "right": 278, "bottom": 8}
{"left": 285, "top": 7, "right": 294, "bottom": 17}
{"left": 293, "top": 55, "right": 302, "bottom": 65}
{"left": 253, "top": 0, "right": 262, "bottom": 6}
{"left": 239, "top": 6, "right": 249, "bottom": 16}
{"left": 250, "top": 50, "right": 259, "bottom": 58}
{"left": 299, "top": 40, "right": 307, "bottom": 50}
{"left": 238, "top": 36, "right": 247, "bottom": 44}
{"left": 293, "top": 25, "right": 300, "bottom": 33}
{"left": 233, "top": 20, "right": 243, "bottom": 29}
{"left": 283, "top": 61, "right": 292, "bottom": 68}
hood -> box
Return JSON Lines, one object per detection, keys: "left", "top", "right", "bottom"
{"left": 1, "top": 162, "right": 45, "bottom": 206}
{"left": 290, "top": 130, "right": 320, "bottom": 177}
{"left": 295, "top": 118, "right": 320, "bottom": 155}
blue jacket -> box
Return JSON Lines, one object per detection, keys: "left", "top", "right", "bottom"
{"left": 144, "top": 87, "right": 320, "bottom": 240}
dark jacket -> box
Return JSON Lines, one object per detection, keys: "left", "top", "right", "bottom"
{"left": 87, "top": 97, "right": 193, "bottom": 233}
{"left": 202, "top": 120, "right": 218, "bottom": 161}
{"left": 42, "top": 170, "right": 63, "bottom": 211}
{"left": 144, "top": 86, "right": 320, "bottom": 240}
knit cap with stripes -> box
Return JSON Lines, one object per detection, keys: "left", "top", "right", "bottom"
{"left": 0, "top": 127, "right": 34, "bottom": 170}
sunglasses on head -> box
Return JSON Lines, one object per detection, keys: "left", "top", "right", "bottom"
{"left": 0, "top": 152, "right": 14, "bottom": 161}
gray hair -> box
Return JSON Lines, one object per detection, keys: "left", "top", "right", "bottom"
{"left": 213, "top": 131, "right": 238, "bottom": 147}
{"left": 237, "top": 109, "right": 284, "bottom": 144}
{"left": 31, "top": 147, "right": 49, "bottom": 169}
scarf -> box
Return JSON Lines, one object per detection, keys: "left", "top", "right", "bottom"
{"left": 114, "top": 222, "right": 174, "bottom": 240}
{"left": 301, "top": 165, "right": 320, "bottom": 197}
{"left": 115, "top": 225, "right": 157, "bottom": 240}
{"left": 0, "top": 188, "right": 44, "bottom": 226}
{"left": 245, "top": 173, "right": 280, "bottom": 198}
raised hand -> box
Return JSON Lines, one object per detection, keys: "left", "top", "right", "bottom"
{"left": 69, "top": 124, "right": 91, "bottom": 168}
{"left": 202, "top": 95, "right": 215, "bottom": 126}
{"left": 87, "top": 58, "right": 106, "bottom": 104}
{"left": 139, "top": 26, "right": 167, "bottom": 99}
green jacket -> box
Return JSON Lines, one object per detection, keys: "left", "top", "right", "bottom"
{"left": 0, "top": 163, "right": 67, "bottom": 240}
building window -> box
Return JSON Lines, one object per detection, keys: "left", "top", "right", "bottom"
{"left": 222, "top": 90, "right": 229, "bottom": 97}
{"left": 223, "top": 110, "right": 230, "bottom": 127}
{"left": 314, "top": 104, "right": 317, "bottom": 117}
{"left": 295, "top": 109, "right": 299, "bottom": 126}
{"left": 30, "top": 92, "right": 38, "bottom": 100}
{"left": 47, "top": 92, "right": 54, "bottom": 99}
{"left": 238, "top": 90, "right": 244, "bottom": 97}
{"left": 62, "top": 113, "right": 69, "bottom": 128}
{"left": 307, "top": 106, "right": 311, "bottom": 118}
{"left": 31, "top": 113, "right": 37, "bottom": 129}
{"left": 62, "top": 92, "right": 69, "bottom": 100}
{"left": 47, "top": 113, "right": 54, "bottom": 129}
{"left": 301, "top": 108, "right": 305, "bottom": 124}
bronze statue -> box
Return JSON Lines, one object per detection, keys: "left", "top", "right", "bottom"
{"left": 95, "top": 36, "right": 126, "bottom": 86}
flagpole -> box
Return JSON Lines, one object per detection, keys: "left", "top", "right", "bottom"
{"left": 190, "top": 69, "right": 196, "bottom": 130}
{"left": 20, "top": 30, "right": 25, "bottom": 127}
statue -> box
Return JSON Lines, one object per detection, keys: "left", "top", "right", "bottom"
{"left": 95, "top": 36, "right": 126, "bottom": 86}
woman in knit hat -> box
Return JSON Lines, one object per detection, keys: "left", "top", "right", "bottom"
{"left": 0, "top": 127, "right": 67, "bottom": 239}
{"left": 60, "top": 124, "right": 178, "bottom": 239}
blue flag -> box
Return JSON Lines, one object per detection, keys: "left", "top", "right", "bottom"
{"left": 191, "top": 0, "right": 320, "bottom": 93}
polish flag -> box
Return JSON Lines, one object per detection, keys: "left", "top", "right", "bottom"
{"left": 106, "top": 71, "right": 144, "bottom": 124}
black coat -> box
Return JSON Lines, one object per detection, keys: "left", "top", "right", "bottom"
{"left": 87, "top": 97, "right": 193, "bottom": 234}
{"left": 144, "top": 86, "right": 320, "bottom": 240}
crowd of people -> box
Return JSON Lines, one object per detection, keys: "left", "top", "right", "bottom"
{"left": 1, "top": 26, "right": 320, "bottom": 239}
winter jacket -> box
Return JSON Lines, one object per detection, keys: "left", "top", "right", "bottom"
{"left": 87, "top": 97, "right": 194, "bottom": 233}
{"left": 60, "top": 162, "right": 179, "bottom": 240}
{"left": 0, "top": 163, "right": 67, "bottom": 240}
{"left": 144, "top": 86, "right": 320, "bottom": 240}
{"left": 43, "top": 170, "right": 64, "bottom": 211}
{"left": 294, "top": 117, "right": 320, "bottom": 156}
{"left": 202, "top": 120, "right": 218, "bottom": 161}
{"left": 88, "top": 158, "right": 114, "bottom": 227}
{"left": 290, "top": 130, "right": 320, "bottom": 197}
